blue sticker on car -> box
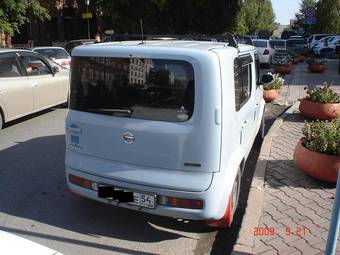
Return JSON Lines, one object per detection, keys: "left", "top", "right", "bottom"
{"left": 71, "top": 135, "right": 79, "bottom": 145}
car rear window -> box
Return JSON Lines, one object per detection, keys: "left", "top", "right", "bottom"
{"left": 288, "top": 39, "right": 305, "bottom": 46}
{"left": 253, "top": 41, "right": 268, "bottom": 48}
{"left": 269, "top": 40, "right": 285, "bottom": 48}
{"left": 70, "top": 57, "right": 194, "bottom": 122}
{"left": 34, "top": 48, "right": 70, "bottom": 59}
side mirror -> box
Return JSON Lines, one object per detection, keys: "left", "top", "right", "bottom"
{"left": 261, "top": 74, "right": 273, "bottom": 84}
{"left": 52, "top": 66, "right": 59, "bottom": 75}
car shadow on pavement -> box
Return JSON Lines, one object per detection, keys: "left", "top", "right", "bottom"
{"left": 0, "top": 135, "right": 214, "bottom": 249}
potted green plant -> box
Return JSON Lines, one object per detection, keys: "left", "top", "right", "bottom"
{"left": 299, "top": 55, "right": 305, "bottom": 62}
{"left": 289, "top": 51, "right": 300, "bottom": 64}
{"left": 299, "top": 83, "right": 340, "bottom": 120}
{"left": 294, "top": 119, "right": 340, "bottom": 182}
{"left": 261, "top": 72, "right": 285, "bottom": 102}
{"left": 272, "top": 57, "right": 292, "bottom": 74}
{"left": 306, "top": 57, "right": 327, "bottom": 73}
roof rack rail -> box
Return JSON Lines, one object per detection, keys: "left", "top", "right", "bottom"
{"left": 102, "top": 33, "right": 240, "bottom": 49}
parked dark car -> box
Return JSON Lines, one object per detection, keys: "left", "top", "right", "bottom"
{"left": 287, "top": 37, "right": 309, "bottom": 54}
{"left": 65, "top": 39, "right": 95, "bottom": 54}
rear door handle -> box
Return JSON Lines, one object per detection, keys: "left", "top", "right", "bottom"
{"left": 32, "top": 83, "right": 39, "bottom": 87}
{"left": 67, "top": 125, "right": 82, "bottom": 133}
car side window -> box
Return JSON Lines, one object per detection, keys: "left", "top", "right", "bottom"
{"left": 0, "top": 53, "right": 24, "bottom": 78}
{"left": 20, "top": 55, "right": 52, "bottom": 76}
{"left": 234, "top": 55, "right": 253, "bottom": 111}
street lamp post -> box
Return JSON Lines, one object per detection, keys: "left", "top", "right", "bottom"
{"left": 85, "top": 0, "right": 90, "bottom": 39}
{"left": 325, "top": 168, "right": 340, "bottom": 254}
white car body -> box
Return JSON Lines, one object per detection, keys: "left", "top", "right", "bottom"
{"left": 32, "top": 47, "right": 71, "bottom": 69}
{"left": 0, "top": 49, "right": 69, "bottom": 128}
{"left": 313, "top": 36, "right": 340, "bottom": 54}
{"left": 0, "top": 230, "right": 63, "bottom": 255}
{"left": 252, "top": 39, "right": 273, "bottom": 65}
{"left": 308, "top": 34, "right": 332, "bottom": 49}
{"left": 65, "top": 40, "right": 265, "bottom": 226}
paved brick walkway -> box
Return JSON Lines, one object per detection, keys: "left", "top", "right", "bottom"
{"left": 255, "top": 60, "right": 340, "bottom": 254}
{"left": 275, "top": 60, "right": 340, "bottom": 106}
{"left": 255, "top": 107, "right": 339, "bottom": 254}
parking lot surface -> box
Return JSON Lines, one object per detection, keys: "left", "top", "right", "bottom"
{"left": 0, "top": 102, "right": 284, "bottom": 255}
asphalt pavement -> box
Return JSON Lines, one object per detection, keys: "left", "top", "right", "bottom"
{"left": 0, "top": 103, "right": 285, "bottom": 255}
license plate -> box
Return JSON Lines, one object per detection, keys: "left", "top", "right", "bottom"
{"left": 132, "top": 193, "right": 155, "bottom": 209}
{"left": 98, "top": 185, "right": 155, "bottom": 209}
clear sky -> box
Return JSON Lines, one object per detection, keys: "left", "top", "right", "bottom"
{"left": 272, "top": 0, "right": 300, "bottom": 25}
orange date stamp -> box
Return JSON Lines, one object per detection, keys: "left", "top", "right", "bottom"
{"left": 253, "top": 227, "right": 308, "bottom": 236}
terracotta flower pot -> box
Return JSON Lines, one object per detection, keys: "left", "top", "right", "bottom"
{"left": 263, "top": 89, "right": 279, "bottom": 102}
{"left": 294, "top": 139, "right": 340, "bottom": 183}
{"left": 274, "top": 65, "right": 291, "bottom": 74}
{"left": 299, "top": 99, "right": 340, "bottom": 120}
{"left": 299, "top": 56, "right": 305, "bottom": 62}
{"left": 308, "top": 63, "right": 326, "bottom": 73}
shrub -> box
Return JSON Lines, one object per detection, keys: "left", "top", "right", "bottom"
{"left": 305, "top": 83, "right": 340, "bottom": 104}
{"left": 262, "top": 73, "right": 285, "bottom": 90}
{"left": 272, "top": 56, "right": 290, "bottom": 66}
{"left": 303, "top": 119, "right": 340, "bottom": 156}
{"left": 306, "top": 57, "right": 327, "bottom": 65}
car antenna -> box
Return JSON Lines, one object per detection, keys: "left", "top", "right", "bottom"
{"left": 140, "top": 18, "right": 144, "bottom": 44}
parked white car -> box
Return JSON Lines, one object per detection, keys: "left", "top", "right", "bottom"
{"left": 269, "top": 39, "right": 287, "bottom": 51}
{"left": 0, "top": 49, "right": 69, "bottom": 129}
{"left": 0, "top": 230, "right": 63, "bottom": 255}
{"left": 33, "top": 47, "right": 71, "bottom": 69}
{"left": 252, "top": 39, "right": 273, "bottom": 66}
{"left": 65, "top": 39, "right": 265, "bottom": 228}
{"left": 308, "top": 34, "right": 332, "bottom": 49}
{"left": 313, "top": 36, "right": 340, "bottom": 55}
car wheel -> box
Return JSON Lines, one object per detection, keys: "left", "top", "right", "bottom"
{"left": 257, "top": 108, "right": 266, "bottom": 140}
{"left": 206, "top": 167, "right": 241, "bottom": 228}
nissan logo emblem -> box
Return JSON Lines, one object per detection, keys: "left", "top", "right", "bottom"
{"left": 122, "top": 132, "right": 135, "bottom": 144}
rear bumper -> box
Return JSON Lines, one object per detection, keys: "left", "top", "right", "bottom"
{"left": 65, "top": 163, "right": 232, "bottom": 220}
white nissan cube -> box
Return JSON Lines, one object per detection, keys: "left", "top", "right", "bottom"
{"left": 65, "top": 39, "right": 265, "bottom": 227}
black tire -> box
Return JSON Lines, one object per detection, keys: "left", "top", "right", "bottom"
{"left": 257, "top": 108, "right": 266, "bottom": 140}
{"left": 0, "top": 113, "right": 3, "bottom": 130}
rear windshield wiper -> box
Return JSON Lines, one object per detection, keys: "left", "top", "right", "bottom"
{"left": 87, "top": 108, "right": 133, "bottom": 116}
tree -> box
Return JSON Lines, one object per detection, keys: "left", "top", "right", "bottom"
{"left": 315, "top": 0, "right": 340, "bottom": 33}
{"left": 256, "top": 0, "right": 276, "bottom": 32}
{"left": 294, "top": 0, "right": 317, "bottom": 32}
{"left": 0, "top": 0, "right": 49, "bottom": 41}
{"left": 234, "top": 0, "right": 275, "bottom": 35}
{"left": 97, "top": 0, "right": 240, "bottom": 35}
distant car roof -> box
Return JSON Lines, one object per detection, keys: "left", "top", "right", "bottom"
{"left": 0, "top": 48, "right": 31, "bottom": 53}
{"left": 67, "top": 39, "right": 95, "bottom": 43}
{"left": 32, "top": 47, "right": 67, "bottom": 50}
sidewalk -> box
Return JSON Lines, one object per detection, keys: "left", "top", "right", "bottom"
{"left": 276, "top": 60, "right": 340, "bottom": 106}
{"left": 233, "top": 60, "right": 340, "bottom": 254}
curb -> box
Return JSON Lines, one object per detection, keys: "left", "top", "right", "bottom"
{"left": 231, "top": 102, "right": 300, "bottom": 255}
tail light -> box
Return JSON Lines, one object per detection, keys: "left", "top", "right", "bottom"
{"left": 61, "top": 60, "right": 70, "bottom": 66}
{"left": 263, "top": 49, "right": 270, "bottom": 55}
{"left": 159, "top": 196, "right": 203, "bottom": 209}
{"left": 69, "top": 174, "right": 95, "bottom": 190}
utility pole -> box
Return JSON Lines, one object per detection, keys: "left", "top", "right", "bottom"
{"left": 325, "top": 169, "right": 340, "bottom": 254}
